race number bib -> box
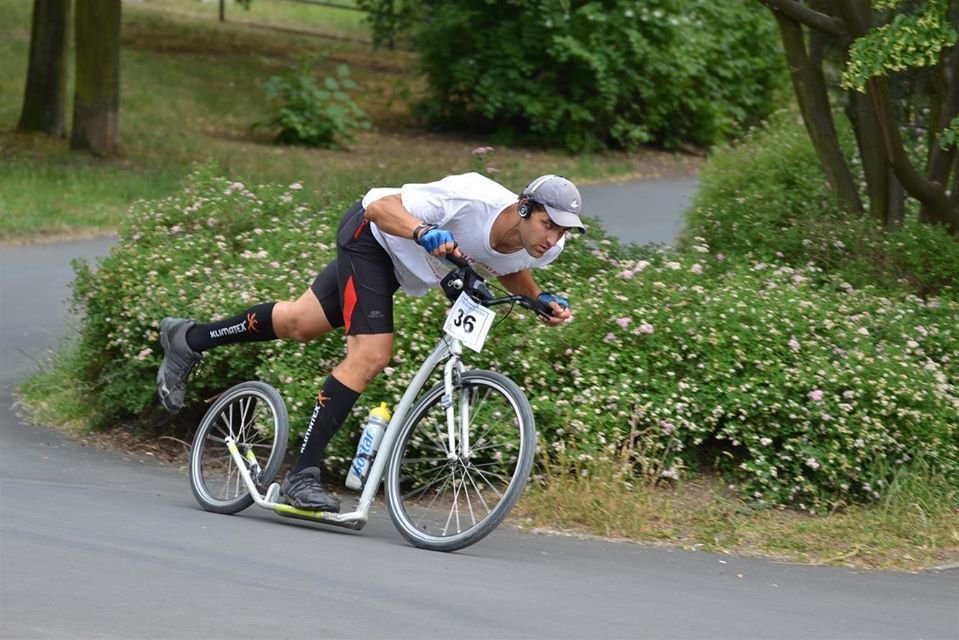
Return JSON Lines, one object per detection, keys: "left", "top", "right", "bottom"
{"left": 443, "top": 293, "right": 495, "bottom": 352}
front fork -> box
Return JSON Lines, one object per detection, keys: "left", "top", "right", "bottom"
{"left": 442, "top": 339, "right": 469, "bottom": 460}
{"left": 240, "top": 446, "right": 264, "bottom": 492}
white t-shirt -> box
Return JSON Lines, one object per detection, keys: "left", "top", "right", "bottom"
{"left": 361, "top": 173, "right": 565, "bottom": 296}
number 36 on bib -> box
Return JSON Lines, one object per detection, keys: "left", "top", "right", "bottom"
{"left": 443, "top": 292, "right": 496, "bottom": 352}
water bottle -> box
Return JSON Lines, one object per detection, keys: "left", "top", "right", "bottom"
{"left": 345, "top": 402, "right": 392, "bottom": 491}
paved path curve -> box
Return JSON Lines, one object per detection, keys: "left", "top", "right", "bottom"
{"left": 580, "top": 176, "right": 699, "bottom": 245}
{"left": 1, "top": 181, "right": 956, "bottom": 640}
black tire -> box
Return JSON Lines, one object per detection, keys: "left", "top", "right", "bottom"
{"left": 384, "top": 370, "right": 535, "bottom": 551}
{"left": 189, "top": 381, "right": 288, "bottom": 514}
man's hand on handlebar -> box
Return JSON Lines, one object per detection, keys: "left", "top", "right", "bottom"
{"left": 417, "top": 227, "right": 462, "bottom": 259}
{"left": 441, "top": 255, "right": 568, "bottom": 324}
{"left": 537, "top": 291, "right": 571, "bottom": 325}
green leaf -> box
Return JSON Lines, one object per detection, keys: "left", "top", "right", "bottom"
{"left": 938, "top": 115, "right": 959, "bottom": 150}
{"left": 842, "top": 1, "right": 957, "bottom": 92}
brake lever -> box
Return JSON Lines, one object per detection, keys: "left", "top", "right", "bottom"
{"left": 445, "top": 254, "right": 470, "bottom": 269}
{"left": 525, "top": 296, "right": 556, "bottom": 321}
{"left": 474, "top": 281, "right": 494, "bottom": 301}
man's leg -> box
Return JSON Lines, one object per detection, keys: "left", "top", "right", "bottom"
{"left": 281, "top": 333, "right": 394, "bottom": 512}
{"left": 272, "top": 286, "right": 337, "bottom": 342}
{"left": 184, "top": 284, "right": 337, "bottom": 351}
{"left": 281, "top": 200, "right": 399, "bottom": 511}
{"left": 180, "top": 302, "right": 277, "bottom": 352}
{"left": 156, "top": 278, "right": 336, "bottom": 414}
{"left": 292, "top": 333, "right": 394, "bottom": 473}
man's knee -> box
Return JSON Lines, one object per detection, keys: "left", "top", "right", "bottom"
{"left": 345, "top": 338, "right": 392, "bottom": 379}
{"left": 273, "top": 301, "right": 317, "bottom": 343}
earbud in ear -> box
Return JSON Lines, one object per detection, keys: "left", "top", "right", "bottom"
{"left": 518, "top": 198, "right": 530, "bottom": 218}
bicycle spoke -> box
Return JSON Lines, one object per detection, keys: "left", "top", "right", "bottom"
{"left": 223, "top": 402, "right": 236, "bottom": 437}
{"left": 237, "top": 397, "right": 252, "bottom": 440}
{"left": 462, "top": 465, "right": 494, "bottom": 514}
{"left": 469, "top": 439, "right": 517, "bottom": 453}
{"left": 416, "top": 473, "right": 455, "bottom": 530}
{"left": 465, "top": 463, "right": 511, "bottom": 492}
{"left": 402, "top": 462, "right": 455, "bottom": 503}
{"left": 461, "top": 468, "right": 481, "bottom": 524}
{"left": 401, "top": 455, "right": 449, "bottom": 467}
{"left": 424, "top": 414, "right": 451, "bottom": 457}
{"left": 444, "top": 468, "right": 464, "bottom": 535}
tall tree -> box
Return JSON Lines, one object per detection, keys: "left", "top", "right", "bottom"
{"left": 759, "top": 0, "right": 959, "bottom": 236}
{"left": 18, "top": 0, "right": 72, "bottom": 136}
{"left": 71, "top": 0, "right": 121, "bottom": 156}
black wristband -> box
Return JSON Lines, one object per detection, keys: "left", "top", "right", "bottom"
{"left": 413, "top": 222, "right": 437, "bottom": 244}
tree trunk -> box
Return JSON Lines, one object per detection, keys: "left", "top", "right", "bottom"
{"left": 950, "top": 153, "right": 959, "bottom": 205}
{"left": 762, "top": 0, "right": 959, "bottom": 237}
{"left": 922, "top": 46, "right": 959, "bottom": 223}
{"left": 71, "top": 0, "right": 122, "bottom": 157}
{"left": 773, "top": 10, "right": 863, "bottom": 215}
{"left": 18, "top": 0, "right": 72, "bottom": 136}
{"left": 847, "top": 91, "right": 890, "bottom": 225}
{"left": 887, "top": 169, "right": 905, "bottom": 229}
{"left": 869, "top": 77, "right": 959, "bottom": 234}
{"left": 838, "top": 0, "right": 890, "bottom": 228}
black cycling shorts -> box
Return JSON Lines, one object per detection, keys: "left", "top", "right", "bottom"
{"left": 310, "top": 201, "right": 399, "bottom": 336}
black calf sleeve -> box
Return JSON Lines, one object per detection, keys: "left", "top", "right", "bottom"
{"left": 294, "top": 375, "right": 361, "bottom": 472}
{"left": 185, "top": 302, "right": 277, "bottom": 352}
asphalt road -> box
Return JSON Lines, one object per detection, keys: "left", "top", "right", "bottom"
{"left": 580, "top": 176, "right": 699, "bottom": 245}
{"left": 1, "top": 185, "right": 957, "bottom": 640}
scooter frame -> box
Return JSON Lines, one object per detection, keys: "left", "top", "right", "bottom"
{"left": 224, "top": 336, "right": 463, "bottom": 529}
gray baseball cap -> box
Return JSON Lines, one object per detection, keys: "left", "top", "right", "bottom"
{"left": 522, "top": 174, "right": 586, "bottom": 232}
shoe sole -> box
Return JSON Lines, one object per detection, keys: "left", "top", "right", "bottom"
{"left": 287, "top": 502, "right": 340, "bottom": 513}
{"left": 281, "top": 487, "right": 340, "bottom": 513}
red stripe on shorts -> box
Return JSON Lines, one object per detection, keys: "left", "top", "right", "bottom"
{"left": 343, "top": 275, "right": 357, "bottom": 334}
{"left": 352, "top": 218, "right": 368, "bottom": 241}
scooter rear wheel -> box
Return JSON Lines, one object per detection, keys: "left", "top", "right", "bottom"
{"left": 189, "top": 381, "right": 288, "bottom": 514}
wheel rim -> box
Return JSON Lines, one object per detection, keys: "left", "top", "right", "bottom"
{"left": 194, "top": 392, "right": 280, "bottom": 506}
{"left": 392, "top": 378, "right": 529, "bottom": 542}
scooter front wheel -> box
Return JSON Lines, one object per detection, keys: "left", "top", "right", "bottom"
{"left": 384, "top": 370, "right": 535, "bottom": 552}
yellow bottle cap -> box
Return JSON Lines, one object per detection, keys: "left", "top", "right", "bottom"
{"left": 371, "top": 401, "right": 392, "bottom": 421}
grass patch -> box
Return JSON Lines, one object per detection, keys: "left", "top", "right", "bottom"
{"left": 0, "top": 135, "right": 182, "bottom": 240}
{"left": 18, "top": 342, "right": 96, "bottom": 432}
{"left": 0, "top": 1, "right": 695, "bottom": 241}
{"left": 515, "top": 462, "right": 959, "bottom": 571}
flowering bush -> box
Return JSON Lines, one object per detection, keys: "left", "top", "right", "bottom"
{"left": 71, "top": 166, "right": 336, "bottom": 423}
{"left": 70, "top": 167, "right": 958, "bottom": 509}
{"left": 529, "top": 243, "right": 958, "bottom": 509}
